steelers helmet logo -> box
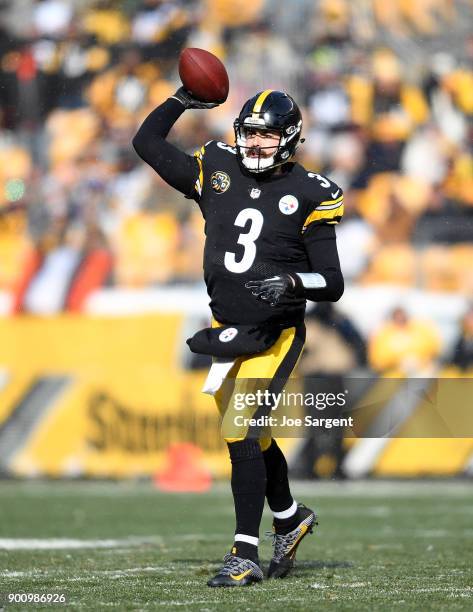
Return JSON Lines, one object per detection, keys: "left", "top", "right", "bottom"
{"left": 211, "top": 171, "right": 231, "bottom": 194}
{"left": 279, "top": 195, "right": 299, "bottom": 215}
{"left": 219, "top": 327, "right": 238, "bottom": 342}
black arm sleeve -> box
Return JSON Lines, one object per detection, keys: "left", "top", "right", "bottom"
{"left": 301, "top": 224, "right": 344, "bottom": 302}
{"left": 132, "top": 97, "right": 199, "bottom": 197}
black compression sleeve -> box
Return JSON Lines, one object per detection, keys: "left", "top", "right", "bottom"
{"left": 300, "top": 224, "right": 344, "bottom": 302}
{"left": 132, "top": 98, "right": 199, "bottom": 197}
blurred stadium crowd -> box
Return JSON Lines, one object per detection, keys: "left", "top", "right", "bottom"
{"left": 0, "top": 0, "right": 471, "bottom": 370}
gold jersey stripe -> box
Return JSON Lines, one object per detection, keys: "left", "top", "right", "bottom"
{"left": 253, "top": 89, "right": 273, "bottom": 113}
{"left": 194, "top": 156, "right": 203, "bottom": 195}
{"left": 193, "top": 146, "right": 205, "bottom": 196}
{"left": 317, "top": 194, "right": 344, "bottom": 208}
{"left": 193, "top": 144, "right": 206, "bottom": 160}
{"left": 303, "top": 203, "right": 344, "bottom": 230}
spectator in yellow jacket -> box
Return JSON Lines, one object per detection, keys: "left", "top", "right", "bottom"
{"left": 369, "top": 306, "right": 441, "bottom": 375}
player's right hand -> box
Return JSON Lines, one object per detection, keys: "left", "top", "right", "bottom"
{"left": 171, "top": 87, "right": 220, "bottom": 110}
{"left": 245, "top": 274, "right": 296, "bottom": 307}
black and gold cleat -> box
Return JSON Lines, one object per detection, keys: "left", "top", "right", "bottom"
{"left": 267, "top": 503, "right": 317, "bottom": 579}
{"left": 207, "top": 553, "right": 263, "bottom": 587}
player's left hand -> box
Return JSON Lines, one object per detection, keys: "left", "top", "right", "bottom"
{"left": 245, "top": 274, "right": 296, "bottom": 307}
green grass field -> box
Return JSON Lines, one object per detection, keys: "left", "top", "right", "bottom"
{"left": 0, "top": 480, "right": 472, "bottom": 611}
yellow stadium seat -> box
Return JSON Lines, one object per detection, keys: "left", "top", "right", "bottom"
{"left": 420, "top": 245, "right": 473, "bottom": 293}
{"left": 86, "top": 70, "right": 118, "bottom": 115}
{"left": 115, "top": 212, "right": 180, "bottom": 287}
{"left": 443, "top": 69, "right": 473, "bottom": 115}
{"left": 361, "top": 243, "right": 416, "bottom": 286}
{"left": 392, "top": 176, "right": 431, "bottom": 215}
{"left": 174, "top": 210, "right": 205, "bottom": 280}
{"left": 420, "top": 246, "right": 456, "bottom": 292}
{"left": 47, "top": 109, "right": 100, "bottom": 166}
{"left": 149, "top": 79, "right": 176, "bottom": 109}
{"left": 0, "top": 147, "right": 32, "bottom": 182}
{"left": 400, "top": 0, "right": 456, "bottom": 36}
{"left": 451, "top": 245, "right": 473, "bottom": 294}
{"left": 82, "top": 9, "right": 130, "bottom": 45}
{"left": 203, "top": 0, "right": 264, "bottom": 27}
{"left": 356, "top": 173, "right": 394, "bottom": 225}
{"left": 444, "top": 152, "right": 473, "bottom": 206}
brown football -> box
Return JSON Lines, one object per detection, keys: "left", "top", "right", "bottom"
{"left": 178, "top": 48, "right": 229, "bottom": 103}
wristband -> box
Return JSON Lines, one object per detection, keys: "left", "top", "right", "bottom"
{"left": 295, "top": 272, "right": 327, "bottom": 290}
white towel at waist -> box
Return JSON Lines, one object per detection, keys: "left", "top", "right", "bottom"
{"left": 202, "top": 359, "right": 235, "bottom": 395}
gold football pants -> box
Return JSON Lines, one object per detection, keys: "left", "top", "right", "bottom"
{"left": 212, "top": 320, "right": 306, "bottom": 450}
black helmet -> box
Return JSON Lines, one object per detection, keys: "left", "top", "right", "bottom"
{"left": 233, "top": 90, "right": 303, "bottom": 173}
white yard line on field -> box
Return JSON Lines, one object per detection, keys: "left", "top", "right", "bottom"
{"left": 1, "top": 565, "right": 199, "bottom": 580}
{"left": 0, "top": 536, "right": 163, "bottom": 550}
{"left": 290, "top": 480, "right": 473, "bottom": 498}
{"left": 100, "top": 567, "right": 175, "bottom": 578}
{"left": 1, "top": 479, "right": 473, "bottom": 500}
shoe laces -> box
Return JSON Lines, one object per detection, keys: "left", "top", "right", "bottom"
{"left": 265, "top": 529, "right": 300, "bottom": 562}
{"left": 220, "top": 553, "right": 258, "bottom": 577}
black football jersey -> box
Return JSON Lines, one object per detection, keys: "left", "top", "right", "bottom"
{"left": 191, "top": 141, "right": 344, "bottom": 326}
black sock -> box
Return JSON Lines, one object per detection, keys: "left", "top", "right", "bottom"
{"left": 231, "top": 541, "right": 258, "bottom": 561}
{"left": 227, "top": 439, "right": 266, "bottom": 561}
{"left": 273, "top": 509, "right": 302, "bottom": 535}
{"left": 263, "top": 439, "right": 294, "bottom": 512}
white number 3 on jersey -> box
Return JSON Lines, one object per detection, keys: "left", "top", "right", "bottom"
{"left": 224, "top": 208, "right": 264, "bottom": 273}
{"left": 308, "top": 172, "right": 331, "bottom": 188}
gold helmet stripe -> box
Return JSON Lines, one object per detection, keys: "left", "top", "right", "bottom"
{"left": 252, "top": 89, "right": 273, "bottom": 114}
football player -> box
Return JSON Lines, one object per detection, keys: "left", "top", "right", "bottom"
{"left": 133, "top": 87, "right": 344, "bottom": 586}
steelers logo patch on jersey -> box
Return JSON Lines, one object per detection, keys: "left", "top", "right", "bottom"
{"left": 219, "top": 327, "right": 238, "bottom": 342}
{"left": 278, "top": 195, "right": 299, "bottom": 215}
{"left": 211, "top": 171, "right": 231, "bottom": 194}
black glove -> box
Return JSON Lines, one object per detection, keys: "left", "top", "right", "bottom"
{"left": 245, "top": 273, "right": 298, "bottom": 307}
{"left": 171, "top": 86, "right": 221, "bottom": 110}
